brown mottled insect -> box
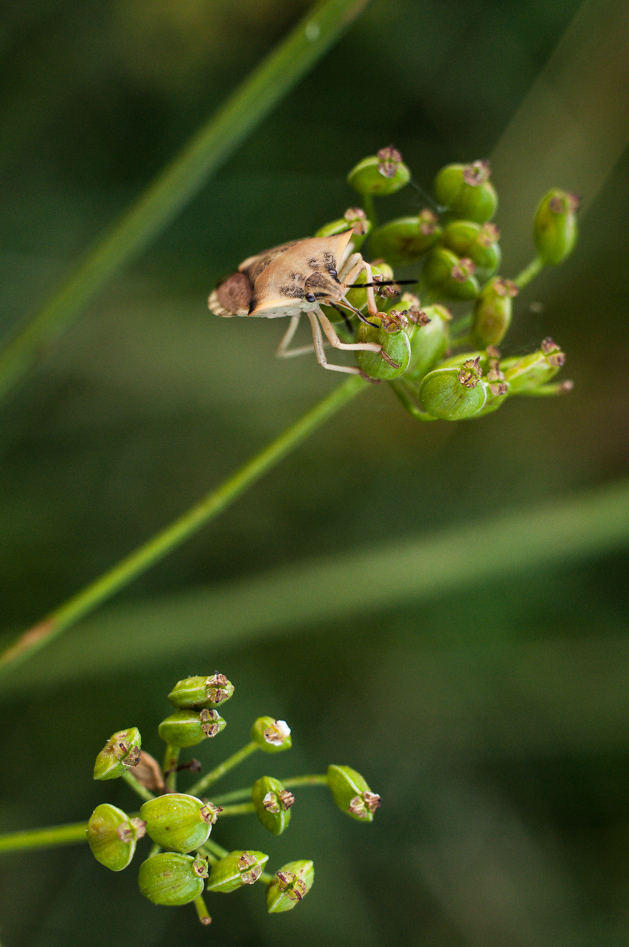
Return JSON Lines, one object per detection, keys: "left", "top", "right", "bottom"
{"left": 208, "top": 230, "right": 400, "bottom": 375}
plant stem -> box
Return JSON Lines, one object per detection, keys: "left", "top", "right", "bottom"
{"left": 362, "top": 192, "right": 377, "bottom": 227}
{"left": 513, "top": 255, "right": 544, "bottom": 289}
{"left": 121, "top": 768, "right": 155, "bottom": 803}
{"left": 282, "top": 774, "right": 328, "bottom": 789}
{"left": 0, "top": 821, "right": 88, "bottom": 854}
{"left": 0, "top": 374, "right": 367, "bottom": 680}
{"left": 219, "top": 803, "right": 256, "bottom": 816}
{"left": 194, "top": 895, "right": 212, "bottom": 927}
{"left": 202, "top": 837, "right": 229, "bottom": 860}
{"left": 162, "top": 745, "right": 180, "bottom": 793}
{"left": 188, "top": 742, "right": 259, "bottom": 797}
{"left": 0, "top": 0, "right": 371, "bottom": 403}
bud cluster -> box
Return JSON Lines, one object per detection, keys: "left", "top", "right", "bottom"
{"left": 335, "top": 150, "right": 576, "bottom": 406}
{"left": 86, "top": 672, "right": 379, "bottom": 928}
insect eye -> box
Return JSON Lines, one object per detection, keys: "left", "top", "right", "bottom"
{"left": 305, "top": 292, "right": 316, "bottom": 303}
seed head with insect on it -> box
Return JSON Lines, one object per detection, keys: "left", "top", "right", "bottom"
{"left": 208, "top": 229, "right": 413, "bottom": 378}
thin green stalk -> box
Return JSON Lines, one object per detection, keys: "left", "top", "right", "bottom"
{"left": 188, "top": 742, "right": 259, "bottom": 798}
{"left": 121, "top": 768, "right": 155, "bottom": 803}
{"left": 194, "top": 896, "right": 212, "bottom": 927}
{"left": 0, "top": 821, "right": 88, "bottom": 854}
{"left": 163, "top": 745, "right": 180, "bottom": 793}
{"left": 0, "top": 374, "right": 367, "bottom": 680}
{"left": 0, "top": 0, "right": 371, "bottom": 403}
{"left": 362, "top": 192, "right": 377, "bottom": 227}
{"left": 219, "top": 803, "right": 256, "bottom": 816}
{"left": 513, "top": 255, "right": 544, "bottom": 289}
{"left": 201, "top": 837, "right": 229, "bottom": 860}
{"left": 282, "top": 774, "right": 328, "bottom": 789}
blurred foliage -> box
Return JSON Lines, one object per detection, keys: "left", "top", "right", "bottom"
{"left": 1, "top": 0, "right": 629, "bottom": 945}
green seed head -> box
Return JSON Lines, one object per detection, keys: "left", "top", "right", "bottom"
{"left": 266, "top": 860, "right": 315, "bottom": 913}
{"left": 140, "top": 793, "right": 220, "bottom": 853}
{"left": 419, "top": 359, "right": 488, "bottom": 420}
{"left": 406, "top": 303, "right": 451, "bottom": 382}
{"left": 251, "top": 776, "right": 294, "bottom": 835}
{"left": 471, "top": 277, "right": 518, "bottom": 348}
{"left": 345, "top": 261, "right": 394, "bottom": 312}
{"left": 93, "top": 727, "right": 142, "bottom": 780}
{"left": 87, "top": 803, "right": 145, "bottom": 871}
{"left": 422, "top": 247, "right": 479, "bottom": 301}
{"left": 502, "top": 338, "right": 566, "bottom": 393}
{"left": 433, "top": 161, "right": 498, "bottom": 223}
{"left": 206, "top": 851, "right": 269, "bottom": 893}
{"left": 355, "top": 313, "right": 411, "bottom": 380}
{"left": 167, "top": 673, "right": 234, "bottom": 709}
{"left": 315, "top": 207, "right": 372, "bottom": 251}
{"left": 534, "top": 188, "right": 580, "bottom": 266}
{"left": 347, "top": 147, "right": 411, "bottom": 196}
{"left": 369, "top": 210, "right": 441, "bottom": 265}
{"left": 138, "top": 852, "right": 209, "bottom": 906}
{"left": 442, "top": 220, "right": 501, "bottom": 280}
{"left": 251, "top": 717, "right": 292, "bottom": 753}
{"left": 326, "top": 765, "right": 381, "bottom": 822}
{"left": 158, "top": 708, "right": 226, "bottom": 747}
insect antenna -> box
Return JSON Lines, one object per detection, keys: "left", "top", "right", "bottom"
{"left": 328, "top": 302, "right": 356, "bottom": 336}
{"left": 337, "top": 296, "right": 380, "bottom": 329}
{"left": 345, "top": 278, "right": 418, "bottom": 289}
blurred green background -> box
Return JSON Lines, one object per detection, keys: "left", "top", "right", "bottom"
{"left": 1, "top": 0, "right": 629, "bottom": 944}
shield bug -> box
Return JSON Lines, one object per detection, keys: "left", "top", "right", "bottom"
{"left": 208, "top": 230, "right": 405, "bottom": 376}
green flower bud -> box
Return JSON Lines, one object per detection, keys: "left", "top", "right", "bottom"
{"left": 534, "top": 188, "right": 580, "bottom": 265}
{"left": 419, "top": 358, "right": 488, "bottom": 420}
{"left": 442, "top": 220, "right": 501, "bottom": 280}
{"left": 266, "top": 860, "right": 315, "bottom": 913}
{"left": 251, "top": 776, "right": 294, "bottom": 835}
{"left": 355, "top": 312, "right": 411, "bottom": 380}
{"left": 471, "top": 277, "right": 518, "bottom": 348}
{"left": 251, "top": 717, "right": 292, "bottom": 753}
{"left": 433, "top": 161, "right": 498, "bottom": 223}
{"left": 347, "top": 147, "right": 411, "bottom": 196}
{"left": 422, "top": 247, "right": 479, "bottom": 300}
{"left": 138, "top": 852, "right": 209, "bottom": 906}
{"left": 205, "top": 851, "right": 269, "bottom": 893}
{"left": 345, "top": 261, "right": 394, "bottom": 312}
{"left": 167, "top": 673, "right": 234, "bottom": 709}
{"left": 140, "top": 793, "right": 220, "bottom": 853}
{"left": 158, "top": 708, "right": 226, "bottom": 748}
{"left": 93, "top": 728, "right": 142, "bottom": 781}
{"left": 87, "top": 804, "right": 146, "bottom": 871}
{"left": 502, "top": 338, "right": 566, "bottom": 393}
{"left": 406, "top": 303, "right": 451, "bottom": 382}
{"left": 315, "top": 207, "right": 372, "bottom": 251}
{"left": 326, "top": 765, "right": 381, "bottom": 822}
{"left": 369, "top": 210, "right": 441, "bottom": 265}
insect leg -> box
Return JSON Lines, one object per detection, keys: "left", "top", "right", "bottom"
{"left": 339, "top": 255, "right": 379, "bottom": 318}
{"left": 317, "top": 311, "right": 382, "bottom": 355}
{"left": 276, "top": 314, "right": 317, "bottom": 358}
{"left": 305, "top": 311, "right": 362, "bottom": 375}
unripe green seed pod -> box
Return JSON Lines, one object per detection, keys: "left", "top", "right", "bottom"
{"left": 87, "top": 804, "right": 146, "bottom": 871}
{"left": 502, "top": 337, "right": 566, "bottom": 393}
{"left": 347, "top": 147, "right": 411, "bottom": 196}
{"left": 406, "top": 304, "right": 451, "bottom": 382}
{"left": 158, "top": 708, "right": 226, "bottom": 748}
{"left": 205, "top": 851, "right": 269, "bottom": 892}
{"left": 473, "top": 356, "right": 509, "bottom": 416}
{"left": 345, "top": 262, "right": 394, "bottom": 312}
{"left": 138, "top": 852, "right": 209, "bottom": 906}
{"left": 533, "top": 188, "right": 580, "bottom": 265}
{"left": 326, "top": 765, "right": 381, "bottom": 822}
{"left": 266, "top": 860, "right": 315, "bottom": 913}
{"left": 419, "top": 358, "right": 488, "bottom": 420}
{"left": 471, "top": 277, "right": 518, "bottom": 348}
{"left": 167, "top": 673, "right": 234, "bottom": 709}
{"left": 93, "top": 728, "right": 142, "bottom": 780}
{"left": 422, "top": 247, "right": 479, "bottom": 301}
{"left": 442, "top": 220, "right": 501, "bottom": 280}
{"left": 140, "top": 793, "right": 220, "bottom": 853}
{"left": 251, "top": 717, "right": 292, "bottom": 753}
{"left": 251, "top": 776, "right": 294, "bottom": 835}
{"left": 355, "top": 313, "right": 411, "bottom": 380}
{"left": 433, "top": 161, "right": 498, "bottom": 223}
{"left": 315, "top": 207, "right": 372, "bottom": 251}
{"left": 369, "top": 210, "right": 441, "bottom": 265}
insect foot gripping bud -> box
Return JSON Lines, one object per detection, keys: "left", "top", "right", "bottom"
{"left": 206, "top": 851, "right": 269, "bottom": 893}
{"left": 87, "top": 804, "right": 146, "bottom": 871}
{"left": 355, "top": 313, "right": 411, "bottom": 380}
{"left": 167, "top": 673, "right": 234, "bottom": 709}
{"left": 501, "top": 338, "right": 566, "bottom": 394}
{"left": 266, "top": 861, "right": 315, "bottom": 913}
{"left": 251, "top": 717, "right": 292, "bottom": 753}
{"left": 347, "top": 146, "right": 411, "bottom": 196}
{"left": 534, "top": 189, "right": 580, "bottom": 266}
{"left": 158, "top": 708, "right": 226, "bottom": 747}
{"left": 369, "top": 209, "right": 442, "bottom": 265}
{"left": 471, "top": 277, "right": 518, "bottom": 348}
{"left": 140, "top": 794, "right": 220, "bottom": 853}
{"left": 433, "top": 160, "right": 498, "bottom": 224}
{"left": 93, "top": 728, "right": 142, "bottom": 780}
{"left": 138, "top": 853, "right": 209, "bottom": 906}
{"left": 419, "top": 358, "right": 488, "bottom": 420}
{"left": 406, "top": 304, "right": 451, "bottom": 383}
{"left": 422, "top": 247, "right": 479, "bottom": 301}
{"left": 442, "top": 221, "right": 501, "bottom": 282}
{"left": 315, "top": 207, "right": 372, "bottom": 251}
{"left": 327, "top": 765, "right": 381, "bottom": 822}
{"left": 251, "top": 776, "right": 295, "bottom": 835}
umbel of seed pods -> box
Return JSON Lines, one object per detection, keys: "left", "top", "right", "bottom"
{"left": 86, "top": 673, "right": 380, "bottom": 927}
{"left": 328, "top": 149, "right": 577, "bottom": 415}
